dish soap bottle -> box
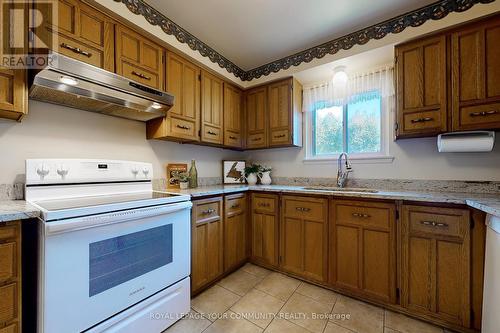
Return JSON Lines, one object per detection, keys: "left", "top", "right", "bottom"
{"left": 189, "top": 160, "right": 198, "bottom": 188}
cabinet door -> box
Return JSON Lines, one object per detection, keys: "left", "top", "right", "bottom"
{"left": 36, "top": 0, "right": 114, "bottom": 71}
{"left": 224, "top": 194, "right": 247, "bottom": 271}
{"left": 395, "top": 35, "right": 447, "bottom": 138}
{"left": 268, "top": 79, "right": 292, "bottom": 146}
{"left": 401, "top": 205, "right": 470, "bottom": 327}
{"left": 281, "top": 196, "right": 328, "bottom": 282}
{"left": 246, "top": 87, "right": 267, "bottom": 149}
{"left": 251, "top": 194, "right": 278, "bottom": 267}
{"left": 223, "top": 84, "right": 243, "bottom": 148}
{"left": 330, "top": 200, "right": 396, "bottom": 303}
{"left": 201, "top": 71, "right": 224, "bottom": 144}
{"left": 191, "top": 197, "right": 223, "bottom": 293}
{"left": 115, "top": 24, "right": 164, "bottom": 90}
{"left": 451, "top": 17, "right": 500, "bottom": 131}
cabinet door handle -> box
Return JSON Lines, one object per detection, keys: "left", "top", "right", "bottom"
{"left": 176, "top": 124, "right": 190, "bottom": 130}
{"left": 207, "top": 130, "right": 217, "bottom": 136}
{"left": 411, "top": 117, "right": 433, "bottom": 123}
{"left": 420, "top": 221, "right": 448, "bottom": 228}
{"left": 352, "top": 213, "right": 371, "bottom": 218}
{"left": 202, "top": 208, "right": 216, "bottom": 215}
{"left": 132, "top": 71, "right": 152, "bottom": 81}
{"left": 296, "top": 207, "right": 311, "bottom": 212}
{"left": 60, "top": 43, "right": 92, "bottom": 57}
{"left": 274, "top": 134, "right": 286, "bottom": 138}
{"left": 469, "top": 110, "right": 499, "bottom": 117}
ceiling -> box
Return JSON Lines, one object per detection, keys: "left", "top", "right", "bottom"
{"left": 145, "top": 0, "right": 437, "bottom": 70}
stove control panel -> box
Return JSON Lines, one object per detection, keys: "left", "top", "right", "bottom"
{"left": 26, "top": 159, "right": 153, "bottom": 184}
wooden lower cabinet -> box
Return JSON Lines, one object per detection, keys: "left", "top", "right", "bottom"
{"left": 401, "top": 205, "right": 471, "bottom": 327}
{"left": 0, "top": 221, "right": 21, "bottom": 333}
{"left": 250, "top": 193, "right": 279, "bottom": 267}
{"left": 224, "top": 193, "right": 247, "bottom": 271}
{"left": 330, "top": 200, "right": 397, "bottom": 303}
{"left": 281, "top": 196, "right": 328, "bottom": 282}
{"left": 191, "top": 197, "right": 224, "bottom": 293}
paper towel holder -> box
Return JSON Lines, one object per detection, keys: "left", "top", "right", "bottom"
{"left": 437, "top": 131, "right": 495, "bottom": 153}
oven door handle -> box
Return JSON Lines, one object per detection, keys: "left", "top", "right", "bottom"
{"left": 44, "top": 201, "right": 193, "bottom": 235}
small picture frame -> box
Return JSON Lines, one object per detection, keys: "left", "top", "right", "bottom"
{"left": 166, "top": 163, "right": 188, "bottom": 189}
{"left": 223, "top": 160, "right": 246, "bottom": 184}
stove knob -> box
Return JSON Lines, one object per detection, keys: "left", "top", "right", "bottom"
{"left": 56, "top": 164, "right": 69, "bottom": 179}
{"left": 131, "top": 167, "right": 139, "bottom": 177}
{"left": 36, "top": 164, "right": 50, "bottom": 180}
{"left": 142, "top": 167, "right": 150, "bottom": 178}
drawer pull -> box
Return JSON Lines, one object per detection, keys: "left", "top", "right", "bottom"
{"left": 469, "top": 110, "right": 498, "bottom": 117}
{"left": 420, "top": 221, "right": 448, "bottom": 228}
{"left": 207, "top": 130, "right": 217, "bottom": 136}
{"left": 132, "top": 71, "right": 152, "bottom": 81}
{"left": 230, "top": 204, "right": 240, "bottom": 209}
{"left": 229, "top": 136, "right": 237, "bottom": 140}
{"left": 60, "top": 43, "right": 92, "bottom": 57}
{"left": 176, "top": 124, "right": 191, "bottom": 130}
{"left": 296, "top": 207, "right": 311, "bottom": 212}
{"left": 352, "top": 213, "right": 371, "bottom": 218}
{"left": 258, "top": 202, "right": 270, "bottom": 207}
{"left": 274, "top": 134, "right": 286, "bottom": 138}
{"left": 202, "top": 208, "right": 216, "bottom": 215}
{"left": 411, "top": 117, "right": 433, "bottom": 123}
{"left": 252, "top": 137, "right": 262, "bottom": 141}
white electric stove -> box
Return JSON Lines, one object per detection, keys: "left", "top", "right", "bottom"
{"left": 25, "top": 159, "right": 192, "bottom": 333}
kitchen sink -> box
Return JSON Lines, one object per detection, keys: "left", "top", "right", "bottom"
{"left": 302, "top": 186, "right": 379, "bottom": 193}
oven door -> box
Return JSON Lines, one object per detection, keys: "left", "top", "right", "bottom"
{"left": 38, "top": 201, "right": 192, "bottom": 333}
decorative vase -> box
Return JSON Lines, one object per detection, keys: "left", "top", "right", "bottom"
{"left": 260, "top": 171, "right": 272, "bottom": 185}
{"left": 246, "top": 173, "right": 258, "bottom": 186}
{"left": 180, "top": 181, "right": 189, "bottom": 190}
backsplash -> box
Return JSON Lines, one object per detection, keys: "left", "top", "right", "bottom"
{"left": 0, "top": 183, "right": 24, "bottom": 200}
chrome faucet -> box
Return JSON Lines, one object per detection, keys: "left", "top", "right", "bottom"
{"left": 337, "top": 153, "right": 352, "bottom": 188}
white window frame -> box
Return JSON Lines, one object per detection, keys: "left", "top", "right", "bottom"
{"left": 304, "top": 94, "right": 393, "bottom": 164}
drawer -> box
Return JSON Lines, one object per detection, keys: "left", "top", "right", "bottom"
{"left": 120, "top": 61, "right": 161, "bottom": 90}
{"left": 0, "top": 283, "right": 17, "bottom": 324}
{"left": 169, "top": 117, "right": 197, "bottom": 140}
{"left": 0, "top": 324, "right": 16, "bottom": 333}
{"left": 283, "top": 197, "right": 327, "bottom": 222}
{"left": 225, "top": 194, "right": 246, "bottom": 216}
{"left": 202, "top": 126, "right": 222, "bottom": 144}
{"left": 0, "top": 242, "right": 15, "bottom": 282}
{"left": 335, "top": 201, "right": 393, "bottom": 230}
{"left": 269, "top": 129, "right": 290, "bottom": 145}
{"left": 402, "top": 110, "right": 443, "bottom": 133}
{"left": 247, "top": 132, "right": 266, "bottom": 148}
{"left": 194, "top": 200, "right": 221, "bottom": 223}
{"left": 56, "top": 34, "right": 104, "bottom": 69}
{"left": 457, "top": 102, "right": 500, "bottom": 130}
{"left": 252, "top": 194, "right": 276, "bottom": 213}
{"left": 224, "top": 132, "right": 242, "bottom": 148}
{"left": 406, "top": 205, "right": 469, "bottom": 238}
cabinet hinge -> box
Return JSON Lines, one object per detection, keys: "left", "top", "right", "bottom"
{"left": 198, "top": 74, "right": 202, "bottom": 81}
{"left": 470, "top": 216, "right": 475, "bottom": 229}
{"left": 279, "top": 255, "right": 283, "bottom": 264}
{"left": 470, "top": 309, "right": 475, "bottom": 323}
{"left": 396, "top": 288, "right": 400, "bottom": 301}
{"left": 395, "top": 209, "right": 400, "bottom": 220}
{"left": 394, "top": 123, "right": 399, "bottom": 131}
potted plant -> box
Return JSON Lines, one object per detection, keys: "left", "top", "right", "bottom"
{"left": 176, "top": 172, "right": 190, "bottom": 189}
{"left": 243, "top": 164, "right": 260, "bottom": 186}
{"left": 259, "top": 165, "right": 273, "bottom": 185}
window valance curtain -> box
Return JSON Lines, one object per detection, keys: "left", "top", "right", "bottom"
{"left": 302, "top": 64, "right": 395, "bottom": 112}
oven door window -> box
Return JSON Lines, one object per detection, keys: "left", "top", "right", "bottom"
{"left": 89, "top": 224, "right": 173, "bottom": 297}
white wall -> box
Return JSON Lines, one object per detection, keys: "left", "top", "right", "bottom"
{"left": 0, "top": 101, "right": 244, "bottom": 184}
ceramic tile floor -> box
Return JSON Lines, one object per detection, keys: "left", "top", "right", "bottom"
{"left": 164, "top": 263, "right": 452, "bottom": 333}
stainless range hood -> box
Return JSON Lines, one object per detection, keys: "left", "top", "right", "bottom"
{"left": 29, "top": 52, "right": 174, "bottom": 121}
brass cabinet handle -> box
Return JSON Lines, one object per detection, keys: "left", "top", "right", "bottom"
{"left": 258, "top": 202, "right": 270, "bottom": 207}
{"left": 252, "top": 137, "right": 262, "bottom": 141}
{"left": 60, "top": 43, "right": 91, "bottom": 57}
{"left": 176, "top": 124, "right": 190, "bottom": 130}
{"left": 207, "top": 130, "right": 217, "bottom": 136}
{"left": 132, "top": 71, "right": 151, "bottom": 81}
{"left": 274, "top": 134, "right": 286, "bottom": 138}
{"left": 296, "top": 207, "right": 311, "bottom": 212}
{"left": 352, "top": 213, "right": 371, "bottom": 218}
{"left": 420, "top": 221, "right": 448, "bottom": 228}
{"left": 202, "top": 208, "right": 216, "bottom": 215}
{"left": 411, "top": 117, "right": 433, "bottom": 123}
{"left": 229, "top": 136, "right": 237, "bottom": 140}
{"left": 231, "top": 204, "right": 240, "bottom": 209}
{"left": 469, "top": 110, "right": 499, "bottom": 117}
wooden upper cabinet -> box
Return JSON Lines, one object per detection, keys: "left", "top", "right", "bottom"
{"left": 401, "top": 205, "right": 471, "bottom": 327}
{"left": 201, "top": 71, "right": 224, "bottom": 144}
{"left": 451, "top": 16, "right": 500, "bottom": 131}
{"left": 251, "top": 193, "right": 279, "bottom": 267}
{"left": 330, "top": 200, "right": 397, "bottom": 304}
{"left": 395, "top": 35, "right": 447, "bottom": 138}
{"left": 246, "top": 86, "right": 268, "bottom": 149}
{"left": 147, "top": 52, "right": 200, "bottom": 142}
{"left": 224, "top": 193, "right": 247, "bottom": 271}
{"left": 36, "top": 0, "right": 115, "bottom": 71}
{"left": 223, "top": 84, "right": 243, "bottom": 149}
{"left": 115, "top": 24, "right": 164, "bottom": 90}
{"left": 281, "top": 196, "right": 328, "bottom": 282}
{"left": 268, "top": 78, "right": 303, "bottom": 147}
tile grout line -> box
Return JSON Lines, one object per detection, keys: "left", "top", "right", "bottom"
{"left": 260, "top": 280, "right": 303, "bottom": 332}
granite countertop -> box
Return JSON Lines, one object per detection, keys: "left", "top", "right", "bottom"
{"left": 0, "top": 200, "right": 40, "bottom": 223}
